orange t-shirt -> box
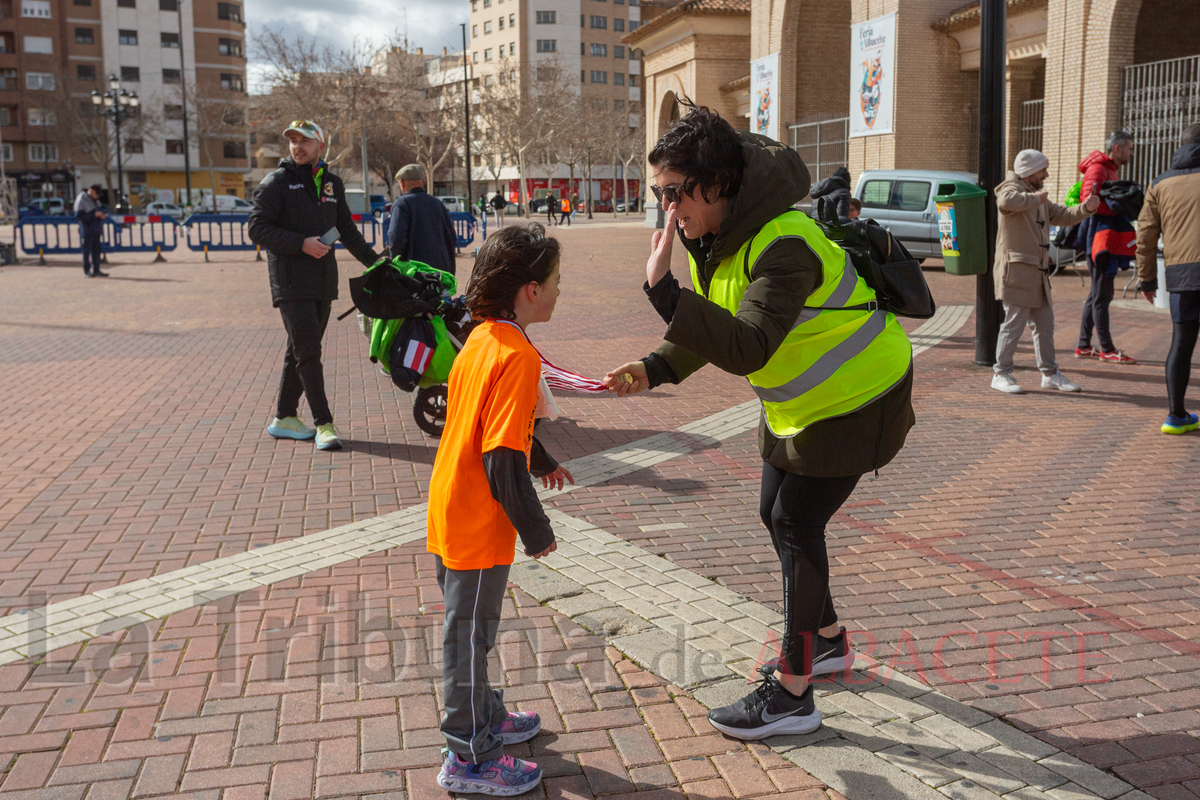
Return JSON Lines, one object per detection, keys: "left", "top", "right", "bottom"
{"left": 427, "top": 319, "right": 540, "bottom": 570}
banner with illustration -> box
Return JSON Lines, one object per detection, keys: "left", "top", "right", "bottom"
{"left": 849, "top": 13, "right": 896, "bottom": 138}
{"left": 750, "top": 53, "right": 780, "bottom": 142}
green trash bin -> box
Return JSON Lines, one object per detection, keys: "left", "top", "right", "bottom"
{"left": 934, "top": 181, "right": 988, "bottom": 275}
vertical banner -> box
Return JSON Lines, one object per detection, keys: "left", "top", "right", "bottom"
{"left": 849, "top": 13, "right": 896, "bottom": 138}
{"left": 750, "top": 53, "right": 780, "bottom": 142}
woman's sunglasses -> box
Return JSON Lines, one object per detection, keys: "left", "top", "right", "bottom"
{"left": 651, "top": 183, "right": 684, "bottom": 206}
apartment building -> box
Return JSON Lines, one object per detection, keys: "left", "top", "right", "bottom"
{"left": 0, "top": 0, "right": 248, "bottom": 209}
{"left": 466, "top": 0, "right": 646, "bottom": 204}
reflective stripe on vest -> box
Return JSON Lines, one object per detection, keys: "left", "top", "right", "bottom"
{"left": 689, "top": 210, "right": 912, "bottom": 437}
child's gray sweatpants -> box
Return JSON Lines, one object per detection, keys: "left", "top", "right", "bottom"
{"left": 436, "top": 556, "right": 511, "bottom": 764}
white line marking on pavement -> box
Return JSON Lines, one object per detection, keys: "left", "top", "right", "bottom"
{"left": 0, "top": 304, "right": 974, "bottom": 666}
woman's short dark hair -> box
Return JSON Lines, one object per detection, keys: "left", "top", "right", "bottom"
{"left": 464, "top": 223, "right": 560, "bottom": 320}
{"left": 648, "top": 99, "right": 744, "bottom": 201}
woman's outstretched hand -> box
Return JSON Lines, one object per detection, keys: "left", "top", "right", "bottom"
{"left": 647, "top": 202, "right": 678, "bottom": 287}
{"left": 603, "top": 361, "right": 649, "bottom": 397}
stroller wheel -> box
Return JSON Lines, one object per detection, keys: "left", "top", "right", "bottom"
{"left": 413, "top": 385, "right": 448, "bottom": 437}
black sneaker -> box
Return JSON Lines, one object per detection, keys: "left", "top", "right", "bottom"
{"left": 760, "top": 627, "right": 854, "bottom": 679}
{"left": 707, "top": 673, "right": 821, "bottom": 740}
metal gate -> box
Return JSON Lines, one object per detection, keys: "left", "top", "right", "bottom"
{"left": 1018, "top": 99, "right": 1044, "bottom": 152}
{"left": 1121, "top": 54, "right": 1200, "bottom": 188}
{"left": 789, "top": 116, "right": 850, "bottom": 189}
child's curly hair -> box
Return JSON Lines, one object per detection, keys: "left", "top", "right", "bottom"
{"left": 464, "top": 223, "right": 561, "bottom": 320}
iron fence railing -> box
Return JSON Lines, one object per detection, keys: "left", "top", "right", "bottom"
{"left": 789, "top": 116, "right": 850, "bottom": 191}
{"left": 1019, "top": 99, "right": 1044, "bottom": 153}
{"left": 1121, "top": 54, "right": 1200, "bottom": 188}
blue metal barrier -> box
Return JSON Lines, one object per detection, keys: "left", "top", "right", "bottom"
{"left": 334, "top": 214, "right": 380, "bottom": 251}
{"left": 181, "top": 214, "right": 254, "bottom": 252}
{"left": 450, "top": 212, "right": 476, "bottom": 249}
{"left": 109, "top": 215, "right": 180, "bottom": 254}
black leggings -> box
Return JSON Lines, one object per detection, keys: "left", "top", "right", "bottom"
{"left": 1168, "top": 320, "right": 1199, "bottom": 418}
{"left": 759, "top": 465, "right": 860, "bottom": 677}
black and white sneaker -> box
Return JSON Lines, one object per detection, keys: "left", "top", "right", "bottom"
{"left": 760, "top": 627, "right": 854, "bottom": 679}
{"left": 707, "top": 673, "right": 821, "bottom": 740}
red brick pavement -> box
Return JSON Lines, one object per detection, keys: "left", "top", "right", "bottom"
{"left": 3, "top": 224, "right": 1199, "bottom": 797}
{"left": 0, "top": 542, "right": 838, "bottom": 799}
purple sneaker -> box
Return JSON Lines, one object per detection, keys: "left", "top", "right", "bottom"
{"left": 437, "top": 750, "right": 542, "bottom": 796}
{"left": 491, "top": 710, "right": 542, "bottom": 744}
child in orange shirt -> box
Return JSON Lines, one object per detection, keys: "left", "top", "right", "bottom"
{"left": 429, "top": 224, "right": 572, "bottom": 796}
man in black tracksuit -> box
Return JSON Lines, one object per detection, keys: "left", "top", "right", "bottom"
{"left": 248, "top": 120, "right": 380, "bottom": 451}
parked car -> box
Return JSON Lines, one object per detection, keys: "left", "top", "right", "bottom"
{"left": 435, "top": 195, "right": 468, "bottom": 213}
{"left": 615, "top": 198, "right": 640, "bottom": 213}
{"left": 344, "top": 190, "right": 388, "bottom": 219}
{"left": 851, "top": 169, "right": 977, "bottom": 260}
{"left": 527, "top": 197, "right": 550, "bottom": 214}
{"left": 26, "top": 197, "right": 67, "bottom": 216}
{"left": 144, "top": 201, "right": 186, "bottom": 218}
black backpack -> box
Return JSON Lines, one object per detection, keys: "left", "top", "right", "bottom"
{"left": 812, "top": 197, "right": 936, "bottom": 319}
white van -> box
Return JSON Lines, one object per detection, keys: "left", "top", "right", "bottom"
{"left": 852, "top": 169, "right": 977, "bottom": 260}
{"left": 198, "top": 194, "right": 254, "bottom": 213}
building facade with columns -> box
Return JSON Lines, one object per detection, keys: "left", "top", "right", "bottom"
{"left": 630, "top": 0, "right": 1198, "bottom": 210}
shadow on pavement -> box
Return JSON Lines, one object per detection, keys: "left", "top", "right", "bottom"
{"left": 342, "top": 439, "right": 438, "bottom": 464}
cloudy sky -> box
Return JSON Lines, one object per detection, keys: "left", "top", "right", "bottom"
{"left": 245, "top": 0, "right": 469, "bottom": 91}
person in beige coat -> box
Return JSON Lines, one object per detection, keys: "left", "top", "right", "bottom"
{"left": 991, "top": 149, "right": 1099, "bottom": 394}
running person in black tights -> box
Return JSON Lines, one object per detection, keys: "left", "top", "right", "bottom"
{"left": 1137, "top": 123, "right": 1200, "bottom": 435}
{"left": 604, "top": 102, "right": 915, "bottom": 740}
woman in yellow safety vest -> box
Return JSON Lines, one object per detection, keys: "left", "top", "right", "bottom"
{"left": 605, "top": 101, "right": 914, "bottom": 741}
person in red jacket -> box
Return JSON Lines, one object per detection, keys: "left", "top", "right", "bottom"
{"left": 1076, "top": 131, "right": 1137, "bottom": 363}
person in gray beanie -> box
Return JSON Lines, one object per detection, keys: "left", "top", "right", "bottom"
{"left": 991, "top": 149, "right": 1099, "bottom": 395}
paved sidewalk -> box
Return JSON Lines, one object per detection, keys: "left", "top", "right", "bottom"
{"left": 1, "top": 224, "right": 1198, "bottom": 799}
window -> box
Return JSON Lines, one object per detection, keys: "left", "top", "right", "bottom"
{"left": 0, "top": 107, "right": 9, "bottom": 126}
{"left": 29, "top": 143, "right": 58, "bottom": 162}
{"left": 614, "top": 45, "right": 624, "bottom": 58}
{"left": 614, "top": 99, "right": 624, "bottom": 110}
{"left": 163, "top": 103, "right": 182, "bottom": 119}
{"left": 165, "top": 139, "right": 184, "bottom": 154}
{"left": 629, "top": 20, "right": 639, "bottom": 30}
{"left": 536, "top": 10, "right": 554, "bottom": 23}
{"left": 484, "top": 21, "right": 492, "bottom": 34}
{"left": 162, "top": 68, "right": 181, "bottom": 83}
{"left": 223, "top": 141, "right": 246, "bottom": 158}
{"left": 28, "top": 107, "right": 56, "bottom": 125}
{"left": 118, "top": 29, "right": 138, "bottom": 45}
{"left": 628, "top": 74, "right": 637, "bottom": 86}
{"left": 217, "top": 2, "right": 241, "bottom": 21}
{"left": 77, "top": 64, "right": 96, "bottom": 81}
{"left": 484, "top": 48, "right": 492, "bottom": 61}
{"left": 614, "top": 18, "right": 624, "bottom": 32}
{"left": 472, "top": 25, "right": 477, "bottom": 37}
{"left": 75, "top": 27, "right": 94, "bottom": 44}
{"left": 484, "top": 74, "right": 493, "bottom": 87}
{"left": 25, "top": 72, "right": 54, "bottom": 90}
{"left": 590, "top": 43, "right": 606, "bottom": 57}
{"left": 124, "top": 137, "right": 144, "bottom": 154}
{"left": 614, "top": 72, "right": 625, "bottom": 86}
{"left": 159, "top": 0, "right": 176, "bottom": 9}
{"left": 509, "top": 42, "right": 515, "bottom": 55}
{"left": 891, "top": 180, "right": 932, "bottom": 211}
{"left": 0, "top": 70, "right": 15, "bottom": 90}
{"left": 509, "top": 13, "right": 514, "bottom": 25}
{"left": 471, "top": 0, "right": 476, "bottom": 9}
{"left": 127, "top": 171, "right": 146, "bottom": 183}
{"left": 24, "top": 36, "right": 53, "bottom": 54}
{"left": 117, "top": 0, "right": 134, "bottom": 6}
{"left": 498, "top": 16, "right": 503, "bottom": 29}
{"left": 472, "top": 51, "right": 477, "bottom": 62}
{"left": 590, "top": 15, "right": 606, "bottom": 28}
{"left": 589, "top": 70, "right": 606, "bottom": 83}
{"left": 0, "top": 143, "right": 10, "bottom": 162}
{"left": 74, "top": 0, "right": 91, "bottom": 6}
{"left": 860, "top": 180, "right": 891, "bottom": 209}
{"left": 121, "top": 66, "right": 140, "bottom": 82}
{"left": 21, "top": 0, "right": 50, "bottom": 17}
{"left": 0, "top": 34, "right": 10, "bottom": 54}
{"left": 483, "top": 0, "right": 489, "bottom": 5}
{"left": 161, "top": 32, "right": 180, "bottom": 48}
{"left": 581, "top": 14, "right": 585, "bottom": 26}
{"left": 218, "top": 37, "right": 241, "bottom": 56}
{"left": 220, "top": 73, "right": 244, "bottom": 91}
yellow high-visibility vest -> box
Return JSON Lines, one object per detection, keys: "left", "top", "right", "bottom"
{"left": 689, "top": 210, "right": 912, "bottom": 437}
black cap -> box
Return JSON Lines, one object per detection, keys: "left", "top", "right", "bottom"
{"left": 89, "top": 184, "right": 104, "bottom": 192}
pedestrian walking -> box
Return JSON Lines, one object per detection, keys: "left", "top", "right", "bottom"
{"left": 809, "top": 166, "right": 852, "bottom": 217}
{"left": 605, "top": 102, "right": 914, "bottom": 741}
{"left": 991, "top": 150, "right": 1099, "bottom": 395}
{"left": 1137, "top": 123, "right": 1200, "bottom": 435}
{"left": 247, "top": 119, "right": 380, "bottom": 452}
{"left": 490, "top": 190, "right": 506, "bottom": 229}
{"left": 558, "top": 194, "right": 572, "bottom": 227}
{"left": 544, "top": 193, "right": 556, "bottom": 226}
{"left": 73, "top": 184, "right": 108, "bottom": 278}
{"left": 428, "top": 224, "right": 572, "bottom": 796}
{"left": 387, "top": 163, "right": 458, "bottom": 275}
{"left": 1077, "top": 131, "right": 1138, "bottom": 364}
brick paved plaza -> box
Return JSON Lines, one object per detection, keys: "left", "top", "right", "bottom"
{"left": 0, "top": 220, "right": 1197, "bottom": 800}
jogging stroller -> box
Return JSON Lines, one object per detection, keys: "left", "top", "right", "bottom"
{"left": 346, "top": 256, "right": 479, "bottom": 437}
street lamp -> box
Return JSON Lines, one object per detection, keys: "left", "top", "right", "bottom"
{"left": 91, "top": 75, "right": 139, "bottom": 210}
